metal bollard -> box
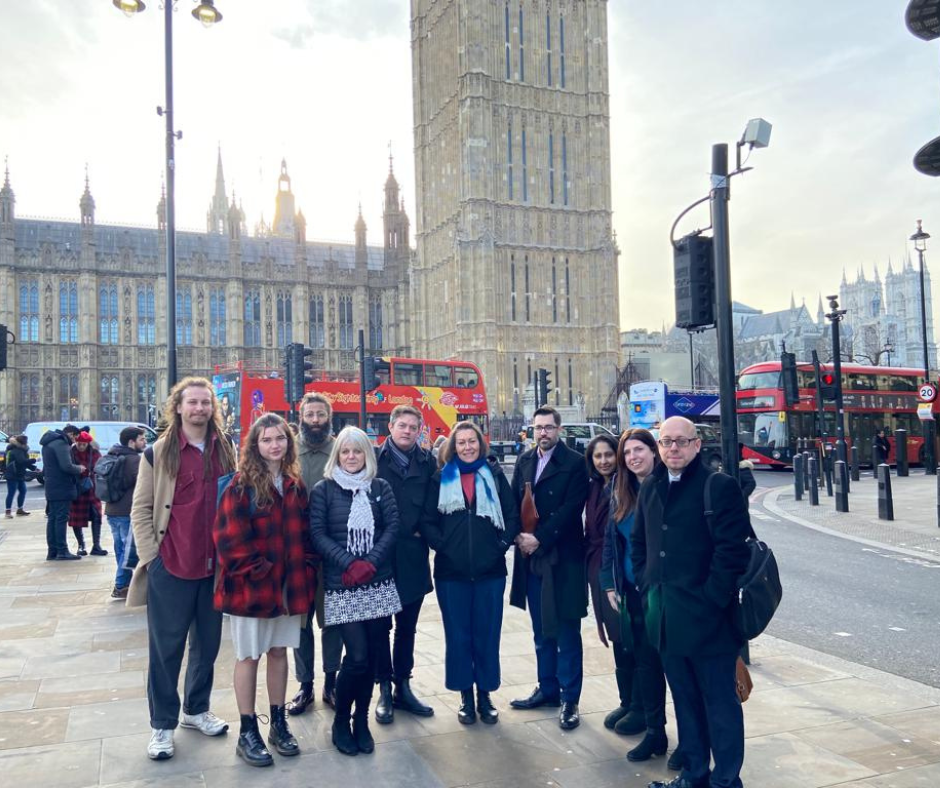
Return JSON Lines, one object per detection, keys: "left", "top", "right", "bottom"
{"left": 803, "top": 452, "right": 811, "bottom": 491}
{"left": 897, "top": 429, "right": 909, "bottom": 477}
{"left": 850, "top": 445, "right": 860, "bottom": 482}
{"left": 877, "top": 464, "right": 893, "bottom": 521}
{"left": 834, "top": 460, "right": 849, "bottom": 512}
{"left": 824, "top": 448, "right": 834, "bottom": 497}
{"left": 808, "top": 455, "right": 819, "bottom": 506}
{"left": 793, "top": 453, "right": 804, "bottom": 502}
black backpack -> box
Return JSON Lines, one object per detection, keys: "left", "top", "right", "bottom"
{"left": 94, "top": 453, "right": 127, "bottom": 503}
{"left": 704, "top": 472, "right": 783, "bottom": 641}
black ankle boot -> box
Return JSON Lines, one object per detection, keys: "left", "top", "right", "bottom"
{"left": 604, "top": 667, "right": 632, "bottom": 729}
{"left": 375, "top": 680, "right": 394, "bottom": 724}
{"left": 476, "top": 689, "right": 498, "bottom": 724}
{"left": 332, "top": 671, "right": 359, "bottom": 756}
{"left": 457, "top": 689, "right": 476, "bottom": 725}
{"left": 236, "top": 714, "right": 274, "bottom": 767}
{"left": 353, "top": 713, "right": 375, "bottom": 754}
{"left": 268, "top": 705, "right": 299, "bottom": 756}
{"left": 322, "top": 671, "right": 337, "bottom": 708}
{"left": 332, "top": 717, "right": 359, "bottom": 756}
{"left": 393, "top": 678, "right": 434, "bottom": 717}
{"left": 626, "top": 728, "right": 668, "bottom": 762}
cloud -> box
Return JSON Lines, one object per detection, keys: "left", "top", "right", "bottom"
{"left": 273, "top": 0, "right": 406, "bottom": 47}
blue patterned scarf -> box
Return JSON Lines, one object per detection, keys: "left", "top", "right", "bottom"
{"left": 437, "top": 458, "right": 505, "bottom": 531}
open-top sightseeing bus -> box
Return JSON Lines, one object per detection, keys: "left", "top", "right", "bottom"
{"left": 213, "top": 357, "right": 488, "bottom": 448}
{"left": 736, "top": 361, "right": 937, "bottom": 467}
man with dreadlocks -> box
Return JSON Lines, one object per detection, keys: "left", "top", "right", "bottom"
{"left": 128, "top": 377, "right": 237, "bottom": 761}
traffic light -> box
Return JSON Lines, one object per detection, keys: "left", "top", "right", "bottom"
{"left": 781, "top": 351, "right": 799, "bottom": 407}
{"left": 820, "top": 372, "right": 837, "bottom": 402}
{"left": 363, "top": 356, "right": 381, "bottom": 392}
{"left": 288, "top": 343, "right": 314, "bottom": 402}
{"left": 537, "top": 368, "right": 552, "bottom": 406}
{"left": 282, "top": 344, "right": 294, "bottom": 404}
{"left": 0, "top": 324, "right": 7, "bottom": 372}
{"left": 674, "top": 234, "right": 715, "bottom": 330}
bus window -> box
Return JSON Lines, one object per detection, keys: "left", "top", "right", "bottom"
{"left": 738, "top": 413, "right": 786, "bottom": 448}
{"left": 393, "top": 363, "right": 424, "bottom": 386}
{"left": 737, "top": 371, "right": 781, "bottom": 390}
{"left": 798, "top": 370, "right": 816, "bottom": 388}
{"left": 425, "top": 364, "right": 453, "bottom": 387}
{"left": 466, "top": 413, "right": 489, "bottom": 435}
{"left": 454, "top": 366, "right": 480, "bottom": 389}
{"left": 891, "top": 375, "right": 918, "bottom": 392}
{"left": 847, "top": 373, "right": 876, "bottom": 391}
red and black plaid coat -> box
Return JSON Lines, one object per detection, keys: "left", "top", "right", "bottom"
{"left": 68, "top": 446, "right": 102, "bottom": 529}
{"left": 213, "top": 473, "right": 318, "bottom": 618}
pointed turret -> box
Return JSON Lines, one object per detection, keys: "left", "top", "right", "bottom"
{"left": 80, "top": 166, "right": 95, "bottom": 227}
{"left": 157, "top": 180, "right": 166, "bottom": 231}
{"left": 272, "top": 158, "right": 296, "bottom": 238}
{"left": 790, "top": 291, "right": 796, "bottom": 311}
{"left": 383, "top": 153, "right": 410, "bottom": 269}
{"left": 227, "top": 190, "right": 243, "bottom": 241}
{"left": 841, "top": 267, "right": 848, "bottom": 285}
{"left": 817, "top": 294, "right": 825, "bottom": 324}
{"left": 295, "top": 208, "right": 306, "bottom": 245}
{"left": 385, "top": 150, "right": 400, "bottom": 213}
{"left": 207, "top": 144, "right": 229, "bottom": 234}
{"left": 355, "top": 203, "right": 367, "bottom": 266}
{"left": 887, "top": 256, "right": 895, "bottom": 277}
{"left": 0, "top": 157, "right": 15, "bottom": 233}
{"left": 874, "top": 262, "right": 881, "bottom": 283}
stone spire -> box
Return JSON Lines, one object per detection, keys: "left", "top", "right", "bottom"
{"left": 272, "top": 158, "right": 296, "bottom": 238}
{"left": 79, "top": 165, "right": 95, "bottom": 227}
{"left": 0, "top": 156, "right": 14, "bottom": 228}
{"left": 207, "top": 144, "right": 228, "bottom": 234}
{"left": 157, "top": 179, "right": 166, "bottom": 231}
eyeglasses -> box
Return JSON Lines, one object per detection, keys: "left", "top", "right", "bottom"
{"left": 658, "top": 437, "right": 697, "bottom": 449}
{"left": 533, "top": 425, "right": 558, "bottom": 433}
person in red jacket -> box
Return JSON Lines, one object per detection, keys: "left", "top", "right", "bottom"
{"left": 214, "top": 413, "right": 317, "bottom": 768}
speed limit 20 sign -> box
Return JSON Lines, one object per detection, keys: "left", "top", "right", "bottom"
{"left": 919, "top": 383, "right": 937, "bottom": 403}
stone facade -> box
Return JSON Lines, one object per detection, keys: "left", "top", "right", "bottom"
{"left": 408, "top": 0, "right": 621, "bottom": 416}
{"left": 0, "top": 158, "right": 410, "bottom": 430}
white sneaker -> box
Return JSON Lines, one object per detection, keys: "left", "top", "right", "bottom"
{"left": 180, "top": 711, "right": 229, "bottom": 736}
{"left": 148, "top": 728, "right": 175, "bottom": 760}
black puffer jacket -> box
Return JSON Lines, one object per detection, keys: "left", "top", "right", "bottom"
{"left": 5, "top": 441, "right": 35, "bottom": 482}
{"left": 309, "top": 476, "right": 400, "bottom": 592}
{"left": 422, "top": 458, "right": 521, "bottom": 582}
{"left": 40, "top": 430, "right": 83, "bottom": 502}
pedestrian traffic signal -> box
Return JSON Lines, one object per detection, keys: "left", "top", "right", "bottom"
{"left": 781, "top": 352, "right": 799, "bottom": 406}
{"left": 674, "top": 234, "right": 715, "bottom": 330}
{"left": 363, "top": 356, "right": 381, "bottom": 392}
{"left": 286, "top": 343, "right": 314, "bottom": 402}
{"left": 820, "top": 372, "right": 837, "bottom": 402}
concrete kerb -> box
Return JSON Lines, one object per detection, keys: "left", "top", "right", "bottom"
{"left": 763, "top": 486, "right": 940, "bottom": 566}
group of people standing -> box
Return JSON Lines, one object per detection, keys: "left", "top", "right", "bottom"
{"left": 104, "top": 374, "right": 750, "bottom": 788}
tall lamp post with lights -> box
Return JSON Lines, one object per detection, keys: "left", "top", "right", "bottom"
{"left": 910, "top": 220, "right": 937, "bottom": 473}
{"left": 112, "top": 0, "right": 223, "bottom": 389}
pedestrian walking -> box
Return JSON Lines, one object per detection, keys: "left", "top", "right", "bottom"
{"left": 373, "top": 405, "right": 436, "bottom": 724}
{"left": 5, "top": 435, "right": 35, "bottom": 518}
{"left": 309, "top": 426, "right": 401, "bottom": 757}
{"left": 632, "top": 417, "right": 751, "bottom": 788}
{"left": 214, "top": 413, "right": 317, "bottom": 767}
{"left": 509, "top": 406, "right": 589, "bottom": 731}
{"left": 69, "top": 431, "right": 107, "bottom": 556}
{"left": 129, "top": 376, "right": 237, "bottom": 761}
{"left": 287, "top": 392, "right": 344, "bottom": 715}
{"left": 422, "top": 420, "right": 520, "bottom": 725}
{"left": 601, "top": 428, "right": 678, "bottom": 767}
{"left": 40, "top": 424, "right": 85, "bottom": 561}
{"left": 873, "top": 429, "right": 891, "bottom": 467}
{"left": 103, "top": 427, "right": 146, "bottom": 599}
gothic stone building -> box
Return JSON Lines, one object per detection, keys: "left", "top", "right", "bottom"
{"left": 0, "top": 157, "right": 411, "bottom": 430}
{"left": 409, "top": 0, "right": 621, "bottom": 415}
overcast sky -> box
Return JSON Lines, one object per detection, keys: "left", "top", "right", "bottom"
{"left": 2, "top": 1, "right": 938, "bottom": 332}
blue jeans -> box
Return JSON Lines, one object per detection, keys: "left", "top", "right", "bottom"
{"left": 5, "top": 479, "right": 27, "bottom": 510}
{"left": 525, "top": 570, "right": 583, "bottom": 702}
{"left": 107, "top": 515, "right": 133, "bottom": 589}
{"left": 436, "top": 576, "right": 506, "bottom": 692}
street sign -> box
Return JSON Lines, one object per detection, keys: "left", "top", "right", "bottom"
{"left": 919, "top": 383, "right": 937, "bottom": 402}
{"left": 917, "top": 402, "right": 935, "bottom": 421}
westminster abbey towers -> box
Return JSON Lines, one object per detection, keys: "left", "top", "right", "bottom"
{"left": 409, "top": 1, "right": 620, "bottom": 414}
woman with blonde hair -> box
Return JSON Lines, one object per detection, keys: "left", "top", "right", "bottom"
{"left": 214, "top": 413, "right": 317, "bottom": 767}
{"left": 310, "top": 427, "right": 401, "bottom": 756}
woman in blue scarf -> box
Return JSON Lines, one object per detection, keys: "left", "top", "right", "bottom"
{"left": 422, "top": 421, "right": 520, "bottom": 725}
{"left": 600, "top": 428, "right": 682, "bottom": 769}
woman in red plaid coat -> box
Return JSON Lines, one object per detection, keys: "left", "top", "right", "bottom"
{"left": 68, "top": 431, "right": 106, "bottom": 556}
{"left": 214, "top": 413, "right": 317, "bottom": 768}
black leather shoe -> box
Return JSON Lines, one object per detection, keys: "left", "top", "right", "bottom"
{"left": 627, "top": 728, "right": 668, "bottom": 762}
{"left": 90, "top": 545, "right": 108, "bottom": 556}
{"left": 353, "top": 715, "right": 375, "bottom": 754}
{"left": 77, "top": 546, "right": 87, "bottom": 556}
{"left": 614, "top": 708, "right": 647, "bottom": 735}
{"left": 393, "top": 678, "right": 434, "bottom": 717}
{"left": 476, "top": 690, "right": 498, "bottom": 724}
{"left": 374, "top": 680, "right": 394, "bottom": 724}
{"left": 667, "top": 748, "right": 687, "bottom": 772}
{"left": 510, "top": 686, "right": 561, "bottom": 710}
{"left": 288, "top": 685, "right": 314, "bottom": 716}
{"left": 331, "top": 719, "right": 358, "bottom": 756}
{"left": 457, "top": 689, "right": 476, "bottom": 725}
{"left": 236, "top": 717, "right": 274, "bottom": 767}
{"left": 558, "top": 701, "right": 580, "bottom": 730}
{"left": 267, "top": 705, "right": 300, "bottom": 756}
{"left": 55, "top": 552, "right": 81, "bottom": 561}
{"left": 648, "top": 777, "right": 707, "bottom": 788}
{"left": 322, "top": 672, "right": 337, "bottom": 709}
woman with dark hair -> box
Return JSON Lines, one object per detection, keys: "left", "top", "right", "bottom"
{"left": 584, "top": 434, "right": 641, "bottom": 734}
{"left": 600, "top": 428, "right": 680, "bottom": 767}
{"left": 423, "top": 420, "right": 520, "bottom": 725}
{"left": 215, "top": 412, "right": 317, "bottom": 767}
{"left": 4, "top": 435, "right": 35, "bottom": 518}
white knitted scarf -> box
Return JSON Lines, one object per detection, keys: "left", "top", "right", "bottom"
{"left": 331, "top": 467, "right": 375, "bottom": 556}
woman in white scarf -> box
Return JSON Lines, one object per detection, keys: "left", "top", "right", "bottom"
{"left": 309, "top": 427, "right": 401, "bottom": 757}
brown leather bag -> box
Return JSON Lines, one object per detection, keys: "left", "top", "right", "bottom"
{"left": 521, "top": 481, "right": 539, "bottom": 534}
{"left": 735, "top": 656, "right": 753, "bottom": 703}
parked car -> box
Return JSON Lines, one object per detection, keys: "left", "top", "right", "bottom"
{"left": 523, "top": 422, "right": 617, "bottom": 451}
{"left": 694, "top": 423, "right": 723, "bottom": 470}
{"left": 23, "top": 421, "right": 158, "bottom": 475}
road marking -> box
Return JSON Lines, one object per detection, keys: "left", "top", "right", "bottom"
{"left": 860, "top": 548, "right": 940, "bottom": 569}
{"left": 834, "top": 632, "right": 853, "bottom": 637}
{"left": 889, "top": 627, "right": 906, "bottom": 632}
{"left": 751, "top": 512, "right": 776, "bottom": 521}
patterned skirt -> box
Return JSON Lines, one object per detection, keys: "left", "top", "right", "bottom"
{"left": 324, "top": 578, "right": 402, "bottom": 626}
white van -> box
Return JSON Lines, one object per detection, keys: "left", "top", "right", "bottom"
{"left": 24, "top": 421, "right": 158, "bottom": 474}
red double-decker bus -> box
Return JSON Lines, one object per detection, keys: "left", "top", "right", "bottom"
{"left": 736, "top": 361, "right": 937, "bottom": 467}
{"left": 213, "top": 357, "right": 488, "bottom": 448}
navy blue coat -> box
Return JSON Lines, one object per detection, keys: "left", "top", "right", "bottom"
{"left": 40, "top": 430, "right": 83, "bottom": 502}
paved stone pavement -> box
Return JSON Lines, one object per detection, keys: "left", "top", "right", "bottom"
{"left": 766, "top": 469, "right": 940, "bottom": 562}
{"left": 4, "top": 509, "right": 940, "bottom": 787}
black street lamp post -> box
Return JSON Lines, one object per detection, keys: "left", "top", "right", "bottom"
{"left": 825, "top": 295, "right": 848, "bottom": 467}
{"left": 910, "top": 219, "right": 937, "bottom": 474}
{"left": 112, "top": 0, "right": 222, "bottom": 389}
{"left": 884, "top": 340, "right": 894, "bottom": 368}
